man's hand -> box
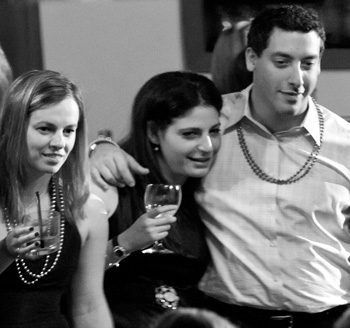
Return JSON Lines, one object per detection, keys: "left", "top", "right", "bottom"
{"left": 90, "top": 143, "right": 149, "bottom": 189}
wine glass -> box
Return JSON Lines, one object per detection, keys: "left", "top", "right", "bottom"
{"left": 143, "top": 184, "right": 182, "bottom": 254}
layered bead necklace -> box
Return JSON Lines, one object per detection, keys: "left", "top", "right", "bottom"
{"left": 5, "top": 177, "right": 65, "bottom": 285}
{"left": 237, "top": 99, "right": 324, "bottom": 185}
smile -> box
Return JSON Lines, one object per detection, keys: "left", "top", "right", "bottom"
{"left": 43, "top": 153, "right": 64, "bottom": 160}
{"left": 189, "top": 157, "right": 211, "bottom": 163}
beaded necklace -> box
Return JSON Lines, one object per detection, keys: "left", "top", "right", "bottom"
{"left": 5, "top": 177, "right": 65, "bottom": 285}
{"left": 237, "top": 99, "right": 324, "bottom": 185}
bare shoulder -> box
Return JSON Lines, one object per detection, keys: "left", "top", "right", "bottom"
{"left": 85, "top": 193, "right": 107, "bottom": 214}
{"left": 90, "top": 182, "right": 119, "bottom": 217}
{"left": 77, "top": 194, "right": 109, "bottom": 245}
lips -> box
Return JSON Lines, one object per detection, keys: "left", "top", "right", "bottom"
{"left": 44, "top": 153, "right": 64, "bottom": 158}
{"left": 281, "top": 90, "right": 303, "bottom": 96}
{"left": 189, "top": 157, "right": 212, "bottom": 163}
{"left": 43, "top": 153, "right": 65, "bottom": 164}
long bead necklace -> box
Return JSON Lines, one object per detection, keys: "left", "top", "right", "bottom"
{"left": 5, "top": 177, "right": 65, "bottom": 285}
{"left": 237, "top": 99, "right": 324, "bottom": 185}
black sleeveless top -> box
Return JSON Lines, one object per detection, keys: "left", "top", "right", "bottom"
{"left": 104, "top": 183, "right": 210, "bottom": 328}
{"left": 0, "top": 219, "right": 81, "bottom": 328}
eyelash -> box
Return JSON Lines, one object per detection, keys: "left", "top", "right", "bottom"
{"left": 37, "top": 127, "right": 76, "bottom": 135}
{"left": 274, "top": 60, "right": 315, "bottom": 69}
{"left": 182, "top": 129, "right": 221, "bottom": 138}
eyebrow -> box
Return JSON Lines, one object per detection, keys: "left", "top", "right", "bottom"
{"left": 272, "top": 52, "right": 319, "bottom": 60}
{"left": 34, "top": 121, "right": 78, "bottom": 128}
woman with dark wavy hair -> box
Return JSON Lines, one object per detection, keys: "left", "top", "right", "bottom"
{"left": 92, "top": 71, "right": 223, "bottom": 328}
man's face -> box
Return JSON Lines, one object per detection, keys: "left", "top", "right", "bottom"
{"left": 246, "top": 27, "right": 322, "bottom": 131}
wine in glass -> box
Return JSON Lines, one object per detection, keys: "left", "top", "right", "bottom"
{"left": 143, "top": 184, "right": 182, "bottom": 254}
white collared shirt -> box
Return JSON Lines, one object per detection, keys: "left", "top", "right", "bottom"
{"left": 197, "top": 86, "right": 350, "bottom": 312}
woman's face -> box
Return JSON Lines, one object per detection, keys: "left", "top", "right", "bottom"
{"left": 151, "top": 105, "right": 221, "bottom": 185}
{"left": 26, "top": 97, "right": 80, "bottom": 180}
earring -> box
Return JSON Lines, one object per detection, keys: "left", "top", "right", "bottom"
{"left": 154, "top": 146, "right": 159, "bottom": 152}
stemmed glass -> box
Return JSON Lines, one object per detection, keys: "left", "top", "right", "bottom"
{"left": 142, "top": 184, "right": 182, "bottom": 254}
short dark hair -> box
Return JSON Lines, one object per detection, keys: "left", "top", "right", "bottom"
{"left": 247, "top": 4, "right": 326, "bottom": 57}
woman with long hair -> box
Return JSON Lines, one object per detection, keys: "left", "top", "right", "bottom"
{"left": 0, "top": 70, "right": 112, "bottom": 328}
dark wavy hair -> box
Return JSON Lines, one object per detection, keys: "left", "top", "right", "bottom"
{"left": 0, "top": 70, "right": 89, "bottom": 223}
{"left": 248, "top": 4, "right": 326, "bottom": 57}
{"left": 114, "top": 71, "right": 222, "bottom": 238}
{"left": 120, "top": 70, "right": 223, "bottom": 187}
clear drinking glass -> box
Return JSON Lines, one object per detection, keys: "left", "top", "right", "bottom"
{"left": 143, "top": 184, "right": 182, "bottom": 254}
{"left": 22, "top": 210, "right": 61, "bottom": 256}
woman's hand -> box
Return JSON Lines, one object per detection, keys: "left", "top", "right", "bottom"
{"left": 118, "top": 205, "right": 177, "bottom": 252}
{"left": 3, "top": 226, "right": 41, "bottom": 258}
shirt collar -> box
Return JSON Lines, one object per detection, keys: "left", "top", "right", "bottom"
{"left": 300, "top": 98, "right": 321, "bottom": 146}
{"left": 222, "top": 85, "right": 321, "bottom": 146}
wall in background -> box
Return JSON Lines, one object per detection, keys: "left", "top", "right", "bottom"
{"left": 39, "top": 0, "right": 350, "bottom": 143}
{"left": 317, "top": 70, "right": 350, "bottom": 120}
{"left": 39, "top": 0, "right": 184, "bottom": 142}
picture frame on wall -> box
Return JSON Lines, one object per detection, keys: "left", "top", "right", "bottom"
{"left": 180, "top": 0, "right": 350, "bottom": 72}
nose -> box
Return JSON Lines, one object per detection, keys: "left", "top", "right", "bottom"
{"left": 289, "top": 63, "right": 304, "bottom": 91}
{"left": 50, "top": 132, "right": 65, "bottom": 149}
{"left": 198, "top": 135, "right": 213, "bottom": 152}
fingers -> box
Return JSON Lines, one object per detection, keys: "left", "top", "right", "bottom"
{"left": 5, "top": 226, "right": 41, "bottom": 258}
{"left": 111, "top": 150, "right": 149, "bottom": 187}
{"left": 125, "top": 153, "right": 149, "bottom": 177}
{"left": 90, "top": 167, "right": 108, "bottom": 190}
{"left": 90, "top": 167, "right": 112, "bottom": 190}
{"left": 147, "top": 205, "right": 178, "bottom": 219}
{"left": 89, "top": 142, "right": 149, "bottom": 189}
{"left": 111, "top": 155, "right": 136, "bottom": 187}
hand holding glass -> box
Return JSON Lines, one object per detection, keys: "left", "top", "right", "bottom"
{"left": 143, "top": 184, "right": 182, "bottom": 254}
{"left": 22, "top": 210, "right": 61, "bottom": 256}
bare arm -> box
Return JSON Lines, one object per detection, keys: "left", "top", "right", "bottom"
{"left": 70, "top": 195, "right": 113, "bottom": 328}
{"left": 91, "top": 181, "right": 177, "bottom": 256}
{"left": 89, "top": 143, "right": 149, "bottom": 190}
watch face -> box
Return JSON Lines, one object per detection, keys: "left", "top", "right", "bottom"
{"left": 113, "top": 246, "right": 126, "bottom": 257}
{"left": 115, "top": 249, "right": 124, "bottom": 257}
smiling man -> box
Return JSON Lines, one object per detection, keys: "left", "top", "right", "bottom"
{"left": 196, "top": 4, "right": 350, "bottom": 328}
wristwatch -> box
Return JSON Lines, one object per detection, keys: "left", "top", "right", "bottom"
{"left": 113, "top": 245, "right": 130, "bottom": 260}
{"left": 107, "top": 245, "right": 130, "bottom": 269}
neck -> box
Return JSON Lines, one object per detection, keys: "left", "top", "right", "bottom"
{"left": 22, "top": 174, "right": 52, "bottom": 208}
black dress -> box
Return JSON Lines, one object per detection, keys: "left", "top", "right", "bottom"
{"left": 0, "top": 219, "right": 81, "bottom": 328}
{"left": 104, "top": 183, "right": 210, "bottom": 328}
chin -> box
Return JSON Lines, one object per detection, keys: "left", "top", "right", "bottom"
{"left": 189, "top": 168, "right": 210, "bottom": 178}
{"left": 43, "top": 166, "right": 62, "bottom": 175}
